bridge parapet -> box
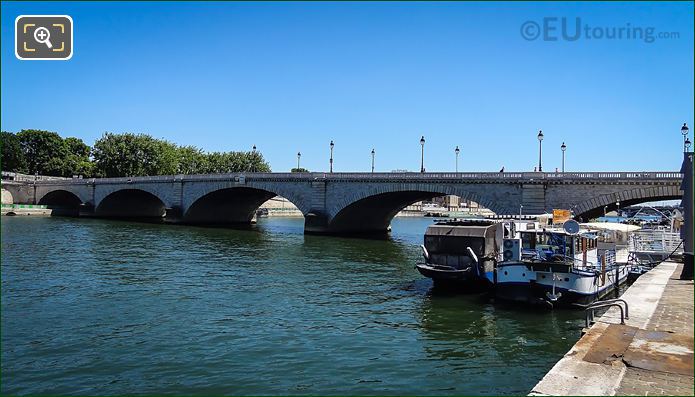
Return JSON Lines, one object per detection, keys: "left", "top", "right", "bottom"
{"left": 30, "top": 171, "right": 684, "bottom": 185}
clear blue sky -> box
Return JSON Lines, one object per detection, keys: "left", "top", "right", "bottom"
{"left": 2, "top": 1, "right": 693, "bottom": 173}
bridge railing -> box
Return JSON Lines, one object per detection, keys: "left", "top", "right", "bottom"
{"left": 28, "top": 171, "right": 683, "bottom": 185}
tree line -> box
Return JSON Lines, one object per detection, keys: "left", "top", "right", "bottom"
{"left": 0, "top": 130, "right": 271, "bottom": 178}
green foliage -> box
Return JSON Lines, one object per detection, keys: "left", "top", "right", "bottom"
{"left": 3, "top": 129, "right": 272, "bottom": 178}
{"left": 17, "top": 129, "right": 66, "bottom": 175}
{"left": 92, "top": 133, "right": 180, "bottom": 177}
{"left": 11, "top": 129, "right": 91, "bottom": 177}
{"left": 291, "top": 167, "right": 309, "bottom": 173}
{"left": 63, "top": 137, "right": 91, "bottom": 177}
{"left": 1, "top": 131, "right": 27, "bottom": 173}
{"left": 177, "top": 146, "right": 208, "bottom": 175}
{"left": 204, "top": 151, "right": 271, "bottom": 173}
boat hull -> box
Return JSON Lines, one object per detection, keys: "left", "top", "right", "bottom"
{"left": 494, "top": 262, "right": 629, "bottom": 308}
{"left": 415, "top": 263, "right": 492, "bottom": 289}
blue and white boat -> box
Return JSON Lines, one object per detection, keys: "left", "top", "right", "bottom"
{"left": 495, "top": 220, "right": 629, "bottom": 308}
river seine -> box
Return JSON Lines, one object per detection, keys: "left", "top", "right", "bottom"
{"left": 2, "top": 216, "right": 584, "bottom": 395}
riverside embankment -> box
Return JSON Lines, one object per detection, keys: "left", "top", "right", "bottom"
{"left": 531, "top": 260, "right": 694, "bottom": 396}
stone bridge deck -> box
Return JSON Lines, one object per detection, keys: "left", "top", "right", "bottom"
{"left": 2, "top": 171, "right": 683, "bottom": 234}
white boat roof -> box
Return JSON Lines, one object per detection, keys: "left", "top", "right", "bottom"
{"left": 581, "top": 222, "right": 641, "bottom": 232}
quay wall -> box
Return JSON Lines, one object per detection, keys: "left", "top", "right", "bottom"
{"left": 530, "top": 261, "right": 693, "bottom": 396}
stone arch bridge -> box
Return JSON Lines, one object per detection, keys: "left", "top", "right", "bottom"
{"left": 4, "top": 171, "right": 683, "bottom": 235}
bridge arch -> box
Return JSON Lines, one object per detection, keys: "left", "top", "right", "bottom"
{"left": 574, "top": 185, "right": 682, "bottom": 220}
{"left": 182, "top": 181, "right": 311, "bottom": 225}
{"left": 96, "top": 189, "right": 167, "bottom": 218}
{"left": 36, "top": 186, "right": 91, "bottom": 206}
{"left": 324, "top": 183, "right": 504, "bottom": 234}
{"left": 184, "top": 187, "right": 278, "bottom": 224}
{"left": 38, "top": 190, "right": 83, "bottom": 208}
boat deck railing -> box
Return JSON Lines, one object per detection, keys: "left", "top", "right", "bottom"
{"left": 629, "top": 230, "right": 683, "bottom": 254}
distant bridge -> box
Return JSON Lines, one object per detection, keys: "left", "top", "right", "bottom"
{"left": 2, "top": 171, "right": 683, "bottom": 234}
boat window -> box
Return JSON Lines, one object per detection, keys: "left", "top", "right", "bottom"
{"left": 521, "top": 232, "right": 535, "bottom": 249}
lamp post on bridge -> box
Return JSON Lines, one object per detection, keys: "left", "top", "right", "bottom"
{"left": 560, "top": 142, "right": 566, "bottom": 173}
{"left": 371, "top": 149, "right": 375, "bottom": 173}
{"left": 420, "top": 136, "right": 426, "bottom": 173}
{"left": 682, "top": 123, "right": 690, "bottom": 152}
{"left": 329, "top": 140, "right": 334, "bottom": 173}
{"left": 297, "top": 152, "right": 301, "bottom": 170}
{"left": 537, "top": 130, "right": 544, "bottom": 172}
{"left": 455, "top": 146, "right": 460, "bottom": 172}
{"left": 251, "top": 145, "right": 257, "bottom": 172}
{"left": 686, "top": 138, "right": 692, "bottom": 152}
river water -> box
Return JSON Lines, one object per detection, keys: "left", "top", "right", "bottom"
{"left": 1, "top": 216, "right": 585, "bottom": 395}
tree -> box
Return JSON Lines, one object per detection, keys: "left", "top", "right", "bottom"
{"left": 177, "top": 146, "right": 208, "bottom": 175}
{"left": 7, "top": 129, "right": 272, "bottom": 178}
{"left": 93, "top": 133, "right": 184, "bottom": 177}
{"left": 291, "top": 167, "right": 309, "bottom": 173}
{"left": 63, "top": 137, "right": 92, "bottom": 177}
{"left": 248, "top": 151, "right": 271, "bottom": 172}
{"left": 16, "top": 129, "right": 68, "bottom": 176}
{"left": 203, "top": 151, "right": 271, "bottom": 173}
{"left": 0, "top": 131, "right": 27, "bottom": 173}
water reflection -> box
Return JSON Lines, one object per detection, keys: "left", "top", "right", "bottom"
{"left": 2, "top": 216, "right": 583, "bottom": 396}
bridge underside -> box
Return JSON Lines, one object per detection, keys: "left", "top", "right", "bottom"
{"left": 184, "top": 187, "right": 276, "bottom": 224}
{"left": 307, "top": 191, "right": 446, "bottom": 235}
{"left": 576, "top": 194, "right": 682, "bottom": 220}
{"left": 38, "top": 190, "right": 83, "bottom": 216}
{"left": 96, "top": 189, "right": 166, "bottom": 219}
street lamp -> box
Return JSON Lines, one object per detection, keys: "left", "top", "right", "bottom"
{"left": 251, "top": 145, "right": 258, "bottom": 172}
{"left": 686, "top": 137, "right": 692, "bottom": 152}
{"left": 329, "top": 140, "right": 334, "bottom": 173}
{"left": 560, "top": 142, "right": 566, "bottom": 172}
{"left": 297, "top": 152, "right": 301, "bottom": 170}
{"left": 682, "top": 123, "right": 690, "bottom": 152}
{"left": 455, "top": 146, "right": 460, "bottom": 172}
{"left": 616, "top": 200, "right": 620, "bottom": 218}
{"left": 604, "top": 206, "right": 608, "bottom": 216}
{"left": 420, "top": 136, "right": 426, "bottom": 173}
{"left": 537, "top": 130, "right": 544, "bottom": 172}
{"left": 371, "top": 148, "right": 375, "bottom": 173}
{"left": 681, "top": 123, "right": 690, "bottom": 152}
{"left": 519, "top": 204, "right": 523, "bottom": 218}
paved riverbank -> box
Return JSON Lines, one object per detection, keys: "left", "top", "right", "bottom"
{"left": 531, "top": 260, "right": 694, "bottom": 395}
{"left": 1, "top": 204, "right": 52, "bottom": 216}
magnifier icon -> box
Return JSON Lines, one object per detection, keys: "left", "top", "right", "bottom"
{"left": 34, "top": 26, "right": 53, "bottom": 49}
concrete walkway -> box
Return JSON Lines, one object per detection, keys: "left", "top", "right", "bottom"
{"left": 531, "top": 261, "right": 694, "bottom": 396}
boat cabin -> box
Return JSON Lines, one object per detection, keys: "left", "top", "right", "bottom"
{"left": 517, "top": 228, "right": 600, "bottom": 270}
{"left": 423, "top": 220, "right": 514, "bottom": 280}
